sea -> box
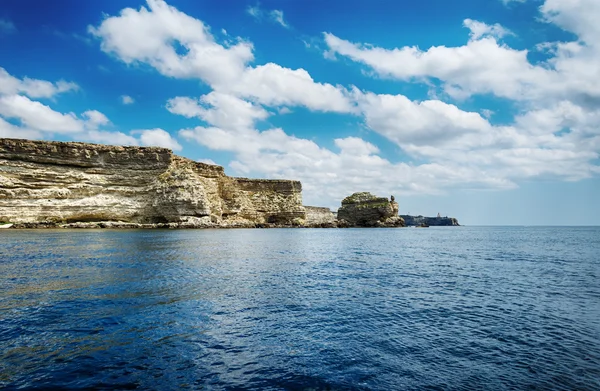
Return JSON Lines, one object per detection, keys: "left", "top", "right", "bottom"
{"left": 0, "top": 227, "right": 599, "bottom": 390}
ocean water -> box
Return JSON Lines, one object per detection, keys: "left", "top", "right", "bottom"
{"left": 0, "top": 227, "right": 599, "bottom": 390}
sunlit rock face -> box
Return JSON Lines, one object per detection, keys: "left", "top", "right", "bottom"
{"left": 336, "top": 192, "right": 404, "bottom": 227}
{"left": 0, "top": 138, "right": 304, "bottom": 227}
{"left": 303, "top": 206, "right": 337, "bottom": 228}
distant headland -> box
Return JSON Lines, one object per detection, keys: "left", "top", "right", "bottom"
{"left": 0, "top": 138, "right": 458, "bottom": 229}
{"left": 401, "top": 214, "right": 460, "bottom": 227}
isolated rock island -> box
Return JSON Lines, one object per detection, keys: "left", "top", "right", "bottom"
{"left": 337, "top": 192, "right": 404, "bottom": 227}
{"left": 0, "top": 138, "right": 456, "bottom": 228}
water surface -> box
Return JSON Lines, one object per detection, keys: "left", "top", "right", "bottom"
{"left": 1, "top": 227, "right": 599, "bottom": 390}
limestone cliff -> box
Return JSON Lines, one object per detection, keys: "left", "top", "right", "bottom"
{"left": 303, "top": 206, "right": 337, "bottom": 228}
{"left": 0, "top": 138, "right": 303, "bottom": 228}
{"left": 337, "top": 192, "right": 405, "bottom": 227}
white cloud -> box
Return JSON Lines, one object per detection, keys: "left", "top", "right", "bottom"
{"left": 84, "top": 130, "right": 139, "bottom": 146}
{"left": 481, "top": 109, "right": 494, "bottom": 119}
{"left": 0, "top": 95, "right": 83, "bottom": 133}
{"left": 323, "top": 30, "right": 551, "bottom": 101}
{"left": 226, "top": 63, "right": 354, "bottom": 113}
{"left": 355, "top": 90, "right": 491, "bottom": 147}
{"left": 121, "top": 95, "right": 135, "bottom": 104}
{"left": 463, "top": 19, "right": 513, "bottom": 40}
{"left": 132, "top": 128, "right": 182, "bottom": 150}
{"left": 0, "top": 67, "right": 78, "bottom": 99}
{"left": 0, "top": 117, "right": 41, "bottom": 139}
{"left": 82, "top": 110, "right": 110, "bottom": 128}
{"left": 541, "top": 0, "right": 600, "bottom": 45}
{"left": 91, "top": 1, "right": 350, "bottom": 114}
{"left": 0, "top": 67, "right": 182, "bottom": 150}
{"left": 334, "top": 137, "right": 379, "bottom": 155}
{"left": 167, "top": 92, "right": 269, "bottom": 130}
{"left": 324, "top": 3, "right": 600, "bottom": 106}
{"left": 247, "top": 5, "right": 289, "bottom": 28}
{"left": 89, "top": 0, "right": 254, "bottom": 86}
{"left": 270, "top": 10, "right": 289, "bottom": 28}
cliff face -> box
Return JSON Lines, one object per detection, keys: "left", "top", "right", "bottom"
{"left": 304, "top": 206, "right": 337, "bottom": 227}
{"left": 0, "top": 138, "right": 303, "bottom": 228}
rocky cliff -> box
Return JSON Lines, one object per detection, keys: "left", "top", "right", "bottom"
{"left": 337, "top": 192, "right": 405, "bottom": 227}
{"left": 303, "top": 206, "right": 337, "bottom": 228}
{"left": 400, "top": 215, "right": 460, "bottom": 226}
{"left": 0, "top": 138, "right": 304, "bottom": 228}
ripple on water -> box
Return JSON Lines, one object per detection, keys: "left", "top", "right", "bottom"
{"left": 0, "top": 227, "right": 599, "bottom": 390}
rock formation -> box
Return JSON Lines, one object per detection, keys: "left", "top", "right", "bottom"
{"left": 0, "top": 138, "right": 304, "bottom": 228}
{"left": 337, "top": 192, "right": 405, "bottom": 227}
{"left": 400, "top": 215, "right": 460, "bottom": 226}
{"left": 0, "top": 138, "right": 459, "bottom": 229}
{"left": 303, "top": 206, "right": 338, "bottom": 228}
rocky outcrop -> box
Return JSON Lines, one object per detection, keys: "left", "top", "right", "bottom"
{"left": 303, "top": 206, "right": 337, "bottom": 228}
{"left": 337, "top": 192, "right": 405, "bottom": 227}
{"left": 0, "top": 138, "right": 303, "bottom": 228}
{"left": 401, "top": 215, "right": 460, "bottom": 226}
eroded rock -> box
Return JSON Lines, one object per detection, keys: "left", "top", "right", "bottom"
{"left": 337, "top": 192, "right": 405, "bottom": 227}
{"left": 0, "top": 138, "right": 304, "bottom": 228}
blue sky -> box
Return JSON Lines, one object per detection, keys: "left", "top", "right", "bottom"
{"left": 1, "top": 0, "right": 599, "bottom": 225}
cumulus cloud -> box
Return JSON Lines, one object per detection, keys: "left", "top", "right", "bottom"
{"left": 354, "top": 90, "right": 492, "bottom": 147}
{"left": 132, "top": 128, "right": 183, "bottom": 150}
{"left": 90, "top": 0, "right": 350, "bottom": 113}
{"left": 0, "top": 67, "right": 181, "bottom": 150}
{"left": 0, "top": 117, "right": 41, "bottom": 139}
{"left": 227, "top": 63, "right": 353, "bottom": 112}
{"left": 167, "top": 92, "right": 269, "bottom": 130}
{"left": 84, "top": 130, "right": 138, "bottom": 146}
{"left": 323, "top": 30, "right": 551, "bottom": 101}
{"left": 0, "top": 67, "right": 78, "bottom": 99}
{"left": 82, "top": 110, "right": 110, "bottom": 128}
{"left": 89, "top": 0, "right": 254, "bottom": 86}
{"left": 0, "top": 95, "right": 83, "bottom": 133}
{"left": 463, "top": 19, "right": 514, "bottom": 40}
{"left": 324, "top": 3, "right": 600, "bottom": 107}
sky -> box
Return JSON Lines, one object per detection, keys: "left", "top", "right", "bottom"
{"left": 0, "top": 0, "right": 599, "bottom": 225}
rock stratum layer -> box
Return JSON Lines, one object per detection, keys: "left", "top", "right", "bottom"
{"left": 0, "top": 138, "right": 304, "bottom": 228}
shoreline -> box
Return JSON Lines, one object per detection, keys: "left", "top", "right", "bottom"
{"left": 2, "top": 221, "right": 344, "bottom": 230}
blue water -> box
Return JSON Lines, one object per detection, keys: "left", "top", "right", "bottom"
{"left": 1, "top": 227, "right": 599, "bottom": 390}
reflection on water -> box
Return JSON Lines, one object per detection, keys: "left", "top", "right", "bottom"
{"left": 1, "top": 227, "right": 600, "bottom": 390}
